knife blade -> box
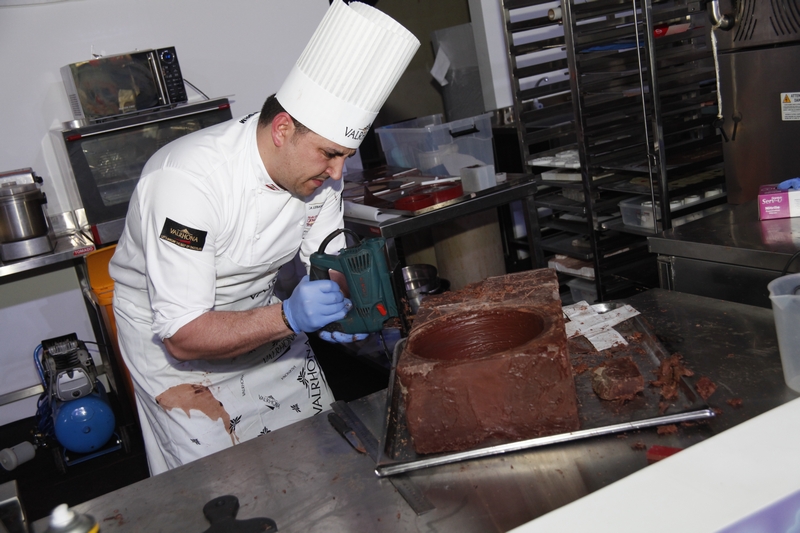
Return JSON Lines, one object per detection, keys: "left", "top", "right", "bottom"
{"left": 327, "top": 412, "right": 366, "bottom": 454}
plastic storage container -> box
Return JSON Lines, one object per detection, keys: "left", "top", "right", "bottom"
{"left": 375, "top": 113, "right": 495, "bottom": 176}
{"left": 619, "top": 188, "right": 727, "bottom": 229}
{"left": 768, "top": 273, "right": 800, "bottom": 392}
{"left": 618, "top": 197, "right": 662, "bottom": 229}
{"left": 567, "top": 277, "right": 598, "bottom": 303}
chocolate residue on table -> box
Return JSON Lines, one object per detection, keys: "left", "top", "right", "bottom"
{"left": 726, "top": 398, "right": 743, "bottom": 408}
{"left": 694, "top": 376, "right": 717, "bottom": 401}
{"left": 156, "top": 383, "right": 236, "bottom": 445}
{"left": 656, "top": 424, "right": 678, "bottom": 435}
{"left": 627, "top": 331, "right": 643, "bottom": 343}
{"left": 650, "top": 353, "right": 694, "bottom": 401}
{"left": 572, "top": 362, "right": 590, "bottom": 375}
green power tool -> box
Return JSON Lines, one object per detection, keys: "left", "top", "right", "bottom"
{"left": 309, "top": 228, "right": 398, "bottom": 335}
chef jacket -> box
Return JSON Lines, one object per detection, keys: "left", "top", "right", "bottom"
{"left": 110, "top": 112, "right": 345, "bottom": 475}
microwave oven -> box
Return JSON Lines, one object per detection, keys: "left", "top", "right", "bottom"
{"left": 53, "top": 98, "right": 233, "bottom": 244}
{"left": 61, "top": 47, "right": 189, "bottom": 125}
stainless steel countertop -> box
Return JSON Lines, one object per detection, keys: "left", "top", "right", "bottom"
{"left": 0, "top": 232, "right": 95, "bottom": 279}
{"left": 31, "top": 289, "right": 797, "bottom": 532}
{"left": 648, "top": 201, "right": 800, "bottom": 272}
{"left": 0, "top": 211, "right": 96, "bottom": 279}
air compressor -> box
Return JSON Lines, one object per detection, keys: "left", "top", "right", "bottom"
{"left": 31, "top": 333, "right": 124, "bottom": 472}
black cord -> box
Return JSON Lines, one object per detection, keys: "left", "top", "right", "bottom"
{"left": 781, "top": 250, "right": 800, "bottom": 277}
{"left": 183, "top": 78, "right": 210, "bottom": 100}
{"left": 35, "top": 393, "right": 54, "bottom": 439}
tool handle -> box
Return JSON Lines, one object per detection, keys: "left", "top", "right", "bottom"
{"left": 309, "top": 263, "right": 330, "bottom": 281}
{"left": 327, "top": 412, "right": 350, "bottom": 434}
{"left": 310, "top": 227, "right": 361, "bottom": 281}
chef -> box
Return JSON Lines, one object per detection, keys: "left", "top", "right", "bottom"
{"left": 109, "top": 0, "right": 419, "bottom": 476}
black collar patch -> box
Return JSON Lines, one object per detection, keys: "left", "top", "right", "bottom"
{"left": 159, "top": 218, "right": 207, "bottom": 251}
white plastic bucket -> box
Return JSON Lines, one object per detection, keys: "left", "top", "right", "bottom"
{"left": 768, "top": 272, "right": 800, "bottom": 392}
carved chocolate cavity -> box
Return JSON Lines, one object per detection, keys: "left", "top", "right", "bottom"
{"left": 407, "top": 309, "right": 544, "bottom": 361}
{"left": 396, "top": 268, "right": 580, "bottom": 455}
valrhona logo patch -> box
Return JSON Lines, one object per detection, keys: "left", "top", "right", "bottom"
{"left": 159, "top": 218, "right": 207, "bottom": 251}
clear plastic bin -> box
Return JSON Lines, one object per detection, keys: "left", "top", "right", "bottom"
{"left": 618, "top": 188, "right": 726, "bottom": 229}
{"left": 375, "top": 113, "right": 495, "bottom": 176}
{"left": 618, "top": 196, "right": 662, "bottom": 229}
{"left": 567, "top": 277, "right": 598, "bottom": 304}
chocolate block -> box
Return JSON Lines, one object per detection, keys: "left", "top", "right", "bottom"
{"left": 591, "top": 357, "right": 644, "bottom": 401}
{"left": 396, "top": 268, "right": 580, "bottom": 455}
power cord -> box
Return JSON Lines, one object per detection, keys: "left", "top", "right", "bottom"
{"left": 183, "top": 78, "right": 210, "bottom": 100}
{"left": 781, "top": 250, "right": 800, "bottom": 277}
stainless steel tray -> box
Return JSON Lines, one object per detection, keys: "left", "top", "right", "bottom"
{"left": 375, "top": 305, "right": 715, "bottom": 477}
{"left": 343, "top": 175, "right": 521, "bottom": 217}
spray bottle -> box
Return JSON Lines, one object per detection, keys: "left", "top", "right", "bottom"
{"left": 44, "top": 504, "right": 99, "bottom": 533}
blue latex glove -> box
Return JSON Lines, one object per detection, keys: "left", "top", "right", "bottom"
{"left": 318, "top": 331, "right": 370, "bottom": 344}
{"left": 778, "top": 178, "right": 800, "bottom": 190}
{"left": 283, "top": 275, "right": 350, "bottom": 333}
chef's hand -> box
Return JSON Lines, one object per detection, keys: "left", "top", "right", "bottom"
{"left": 778, "top": 178, "right": 800, "bottom": 190}
{"left": 283, "top": 275, "right": 350, "bottom": 333}
{"left": 318, "top": 331, "right": 370, "bottom": 344}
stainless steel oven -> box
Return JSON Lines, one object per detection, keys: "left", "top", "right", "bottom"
{"left": 54, "top": 98, "right": 233, "bottom": 244}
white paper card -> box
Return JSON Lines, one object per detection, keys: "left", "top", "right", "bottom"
{"left": 431, "top": 47, "right": 451, "bottom": 86}
{"left": 563, "top": 301, "right": 641, "bottom": 351}
{"left": 343, "top": 200, "right": 400, "bottom": 222}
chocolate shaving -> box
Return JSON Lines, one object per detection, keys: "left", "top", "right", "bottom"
{"left": 650, "top": 353, "right": 694, "bottom": 401}
{"left": 694, "top": 376, "right": 717, "bottom": 401}
{"left": 726, "top": 398, "right": 743, "bottom": 408}
{"left": 656, "top": 424, "right": 678, "bottom": 435}
{"left": 572, "top": 362, "right": 590, "bottom": 375}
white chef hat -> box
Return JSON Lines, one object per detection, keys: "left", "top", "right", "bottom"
{"left": 276, "top": 0, "right": 420, "bottom": 149}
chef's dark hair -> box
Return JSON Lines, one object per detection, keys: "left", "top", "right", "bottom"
{"left": 259, "top": 94, "right": 309, "bottom": 134}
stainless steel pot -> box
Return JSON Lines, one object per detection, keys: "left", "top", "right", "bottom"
{"left": 401, "top": 264, "right": 449, "bottom": 313}
{"left": 0, "top": 183, "right": 49, "bottom": 243}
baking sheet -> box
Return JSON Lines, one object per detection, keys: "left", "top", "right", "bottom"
{"left": 343, "top": 173, "right": 520, "bottom": 217}
{"left": 343, "top": 175, "right": 467, "bottom": 216}
{"left": 375, "top": 305, "right": 715, "bottom": 477}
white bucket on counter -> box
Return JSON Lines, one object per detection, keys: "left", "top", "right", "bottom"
{"left": 768, "top": 272, "right": 800, "bottom": 392}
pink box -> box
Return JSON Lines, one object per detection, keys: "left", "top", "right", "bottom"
{"left": 758, "top": 184, "right": 800, "bottom": 220}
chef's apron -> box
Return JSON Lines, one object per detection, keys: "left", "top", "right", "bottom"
{"left": 114, "top": 254, "right": 334, "bottom": 476}
{"left": 110, "top": 111, "right": 345, "bottom": 475}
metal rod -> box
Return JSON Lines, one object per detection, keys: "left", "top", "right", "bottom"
{"left": 375, "top": 408, "right": 716, "bottom": 477}
{"left": 0, "top": 384, "right": 44, "bottom": 406}
{"left": 631, "top": 0, "right": 660, "bottom": 232}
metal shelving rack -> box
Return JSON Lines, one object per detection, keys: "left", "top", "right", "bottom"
{"left": 501, "top": 0, "right": 576, "bottom": 172}
{"left": 501, "top": 0, "right": 725, "bottom": 302}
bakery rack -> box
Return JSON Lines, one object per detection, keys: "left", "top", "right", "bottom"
{"left": 501, "top": 0, "right": 727, "bottom": 302}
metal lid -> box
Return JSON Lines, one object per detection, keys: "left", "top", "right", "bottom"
{"left": 0, "top": 182, "right": 40, "bottom": 197}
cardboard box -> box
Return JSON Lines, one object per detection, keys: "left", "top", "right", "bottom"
{"left": 758, "top": 184, "right": 800, "bottom": 220}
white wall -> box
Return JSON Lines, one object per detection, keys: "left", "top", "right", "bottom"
{"left": 0, "top": 267, "right": 101, "bottom": 425}
{"left": 0, "top": 0, "right": 328, "bottom": 424}
{"left": 0, "top": 0, "right": 329, "bottom": 215}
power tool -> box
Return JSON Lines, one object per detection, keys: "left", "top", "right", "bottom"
{"left": 309, "top": 228, "right": 398, "bottom": 335}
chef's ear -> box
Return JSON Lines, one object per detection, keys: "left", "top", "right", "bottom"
{"left": 271, "top": 112, "right": 294, "bottom": 147}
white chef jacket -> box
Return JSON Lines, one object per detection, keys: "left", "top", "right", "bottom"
{"left": 109, "top": 112, "right": 345, "bottom": 475}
